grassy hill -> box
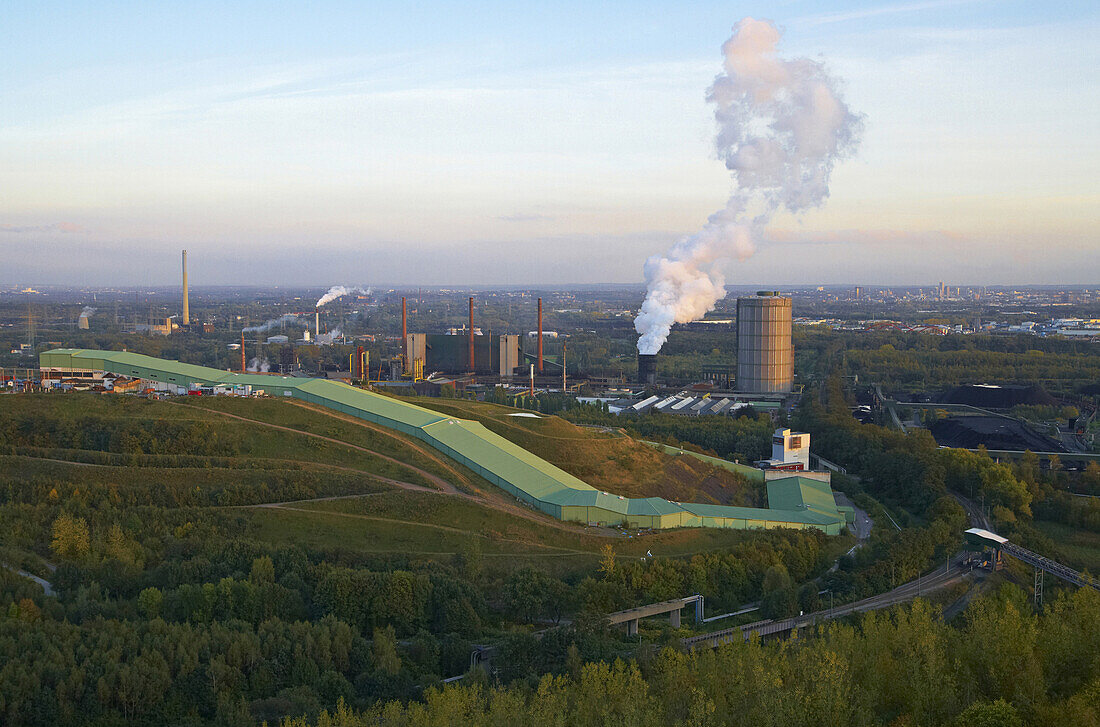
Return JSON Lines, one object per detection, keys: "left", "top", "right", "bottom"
{"left": 396, "top": 396, "right": 763, "bottom": 506}
{"left": 0, "top": 393, "right": 774, "bottom": 578}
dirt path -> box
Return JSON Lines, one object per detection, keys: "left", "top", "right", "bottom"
{"left": 261, "top": 503, "right": 594, "bottom": 555}
{"left": 283, "top": 400, "right": 480, "bottom": 493}
{"left": 179, "top": 399, "right": 611, "bottom": 536}
{"left": 278, "top": 400, "right": 614, "bottom": 535}
{"left": 172, "top": 401, "right": 461, "bottom": 494}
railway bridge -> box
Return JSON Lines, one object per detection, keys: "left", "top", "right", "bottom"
{"left": 964, "top": 527, "right": 1100, "bottom": 607}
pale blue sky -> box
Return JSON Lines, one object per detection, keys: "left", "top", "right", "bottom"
{"left": 2, "top": 1, "right": 1097, "bottom": 286}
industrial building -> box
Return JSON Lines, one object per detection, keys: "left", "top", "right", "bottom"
{"left": 403, "top": 333, "right": 521, "bottom": 377}
{"left": 39, "top": 348, "right": 852, "bottom": 534}
{"left": 756, "top": 428, "right": 811, "bottom": 471}
{"left": 736, "top": 291, "right": 793, "bottom": 394}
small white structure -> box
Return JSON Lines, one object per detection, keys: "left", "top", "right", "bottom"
{"left": 757, "top": 428, "right": 810, "bottom": 471}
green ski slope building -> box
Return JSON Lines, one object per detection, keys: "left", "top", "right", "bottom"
{"left": 40, "top": 349, "right": 850, "bottom": 534}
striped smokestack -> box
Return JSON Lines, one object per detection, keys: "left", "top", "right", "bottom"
{"left": 537, "top": 297, "right": 543, "bottom": 373}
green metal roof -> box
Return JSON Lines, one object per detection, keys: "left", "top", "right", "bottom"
{"left": 39, "top": 348, "right": 846, "bottom": 533}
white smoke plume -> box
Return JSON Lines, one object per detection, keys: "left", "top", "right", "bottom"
{"left": 79, "top": 306, "right": 96, "bottom": 318}
{"left": 634, "top": 18, "right": 862, "bottom": 354}
{"left": 243, "top": 313, "right": 306, "bottom": 333}
{"left": 315, "top": 328, "right": 343, "bottom": 345}
{"left": 315, "top": 285, "right": 371, "bottom": 308}
{"left": 247, "top": 357, "right": 271, "bottom": 373}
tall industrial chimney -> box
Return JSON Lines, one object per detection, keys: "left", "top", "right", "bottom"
{"left": 468, "top": 297, "right": 475, "bottom": 371}
{"left": 315, "top": 311, "right": 320, "bottom": 338}
{"left": 638, "top": 353, "right": 657, "bottom": 387}
{"left": 537, "top": 297, "right": 543, "bottom": 373}
{"left": 240, "top": 331, "right": 246, "bottom": 372}
{"left": 181, "top": 250, "right": 190, "bottom": 326}
{"left": 401, "top": 297, "right": 407, "bottom": 361}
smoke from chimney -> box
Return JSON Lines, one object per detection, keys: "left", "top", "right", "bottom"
{"left": 243, "top": 313, "right": 306, "bottom": 333}
{"left": 315, "top": 285, "right": 370, "bottom": 308}
{"left": 633, "top": 18, "right": 862, "bottom": 355}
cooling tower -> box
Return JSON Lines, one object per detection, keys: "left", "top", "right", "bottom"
{"left": 736, "top": 291, "right": 792, "bottom": 394}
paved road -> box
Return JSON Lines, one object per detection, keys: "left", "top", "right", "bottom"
{"left": 834, "top": 491, "right": 873, "bottom": 540}
{"left": 2, "top": 563, "right": 56, "bottom": 597}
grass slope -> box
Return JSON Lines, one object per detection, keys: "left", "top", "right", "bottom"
{"left": 396, "top": 397, "right": 762, "bottom": 506}
{"left": 248, "top": 490, "right": 788, "bottom": 578}
{"left": 1035, "top": 520, "right": 1100, "bottom": 573}
{"left": 1, "top": 393, "right": 821, "bottom": 578}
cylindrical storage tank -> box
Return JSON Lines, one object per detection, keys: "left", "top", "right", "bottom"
{"left": 736, "top": 292, "right": 792, "bottom": 394}
{"left": 637, "top": 353, "right": 657, "bottom": 386}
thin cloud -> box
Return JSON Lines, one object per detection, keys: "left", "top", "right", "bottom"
{"left": 764, "top": 228, "right": 967, "bottom": 246}
{"left": 0, "top": 222, "right": 88, "bottom": 234}
{"left": 796, "top": 0, "right": 984, "bottom": 27}
{"left": 498, "top": 213, "right": 556, "bottom": 223}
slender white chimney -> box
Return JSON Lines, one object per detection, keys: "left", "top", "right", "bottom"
{"left": 315, "top": 311, "right": 320, "bottom": 337}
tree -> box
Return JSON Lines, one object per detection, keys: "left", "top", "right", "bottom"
{"left": 137, "top": 587, "right": 163, "bottom": 619}
{"left": 50, "top": 513, "right": 90, "bottom": 560}
{"left": 599, "top": 544, "right": 617, "bottom": 579}
{"left": 250, "top": 556, "right": 275, "bottom": 585}
{"left": 762, "top": 564, "right": 791, "bottom": 593}
{"left": 954, "top": 699, "right": 1022, "bottom": 727}
{"left": 105, "top": 523, "right": 137, "bottom": 564}
{"left": 454, "top": 540, "right": 482, "bottom": 582}
{"left": 372, "top": 626, "right": 401, "bottom": 675}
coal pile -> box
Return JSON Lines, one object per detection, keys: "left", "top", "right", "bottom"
{"left": 929, "top": 416, "right": 1067, "bottom": 452}
{"left": 941, "top": 384, "right": 1056, "bottom": 409}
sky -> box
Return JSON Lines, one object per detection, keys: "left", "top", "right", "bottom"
{"left": 1, "top": 0, "right": 1097, "bottom": 287}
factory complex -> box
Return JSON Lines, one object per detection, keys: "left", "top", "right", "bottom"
{"left": 39, "top": 348, "right": 852, "bottom": 534}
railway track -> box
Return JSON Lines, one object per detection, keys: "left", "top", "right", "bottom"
{"left": 683, "top": 557, "right": 968, "bottom": 651}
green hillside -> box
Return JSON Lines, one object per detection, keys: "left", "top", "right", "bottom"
{"left": 397, "top": 397, "right": 763, "bottom": 506}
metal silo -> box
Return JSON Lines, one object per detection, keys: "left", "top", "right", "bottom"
{"left": 736, "top": 291, "right": 792, "bottom": 394}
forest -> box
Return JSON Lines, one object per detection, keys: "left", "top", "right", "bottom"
{"left": 277, "top": 587, "right": 1100, "bottom": 727}
{"left": 2, "top": 368, "right": 1099, "bottom": 725}
{"left": 0, "top": 394, "right": 854, "bottom": 726}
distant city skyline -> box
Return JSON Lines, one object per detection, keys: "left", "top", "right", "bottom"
{"left": 2, "top": 1, "right": 1097, "bottom": 286}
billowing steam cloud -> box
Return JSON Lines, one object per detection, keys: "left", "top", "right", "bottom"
{"left": 243, "top": 313, "right": 306, "bottom": 333}
{"left": 634, "top": 18, "right": 862, "bottom": 354}
{"left": 247, "top": 357, "right": 270, "bottom": 373}
{"left": 79, "top": 306, "right": 96, "bottom": 318}
{"left": 315, "top": 285, "right": 371, "bottom": 308}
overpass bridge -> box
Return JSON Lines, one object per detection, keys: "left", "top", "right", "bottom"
{"left": 607, "top": 595, "right": 704, "bottom": 634}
